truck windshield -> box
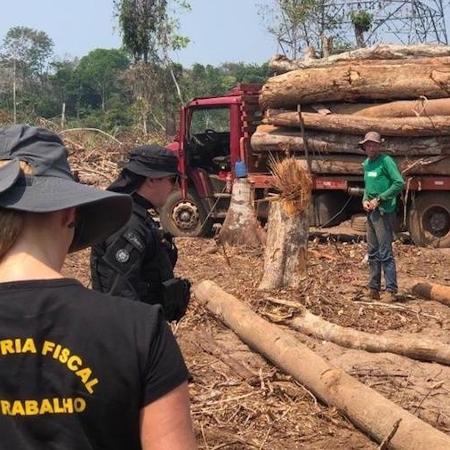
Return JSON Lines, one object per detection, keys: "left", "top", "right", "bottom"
{"left": 190, "top": 108, "right": 230, "bottom": 135}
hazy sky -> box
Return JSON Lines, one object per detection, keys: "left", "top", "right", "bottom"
{"left": 0, "top": 0, "right": 277, "bottom": 66}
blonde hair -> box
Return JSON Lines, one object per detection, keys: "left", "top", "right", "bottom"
{"left": 0, "top": 160, "right": 33, "bottom": 260}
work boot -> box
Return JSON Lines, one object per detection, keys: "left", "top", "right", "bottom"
{"left": 385, "top": 290, "right": 398, "bottom": 303}
{"left": 368, "top": 288, "right": 380, "bottom": 300}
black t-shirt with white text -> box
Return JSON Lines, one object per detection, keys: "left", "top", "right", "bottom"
{"left": 0, "top": 279, "right": 189, "bottom": 450}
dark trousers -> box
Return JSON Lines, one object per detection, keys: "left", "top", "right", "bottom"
{"left": 367, "top": 209, "right": 398, "bottom": 293}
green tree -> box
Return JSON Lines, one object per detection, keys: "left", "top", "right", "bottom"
{"left": 76, "top": 49, "right": 129, "bottom": 111}
{"left": 2, "top": 26, "right": 53, "bottom": 78}
{"left": 114, "top": 0, "right": 190, "bottom": 134}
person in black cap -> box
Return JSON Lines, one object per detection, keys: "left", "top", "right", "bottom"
{"left": 90, "top": 145, "right": 191, "bottom": 322}
{"left": 0, "top": 125, "right": 196, "bottom": 449}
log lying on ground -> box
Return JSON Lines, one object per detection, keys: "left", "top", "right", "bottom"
{"left": 251, "top": 125, "right": 450, "bottom": 156}
{"left": 261, "top": 61, "right": 450, "bottom": 108}
{"left": 331, "top": 98, "right": 450, "bottom": 118}
{"left": 408, "top": 279, "right": 450, "bottom": 308}
{"left": 291, "top": 307, "right": 450, "bottom": 365}
{"left": 193, "top": 280, "right": 450, "bottom": 450}
{"left": 269, "top": 44, "right": 450, "bottom": 73}
{"left": 265, "top": 110, "right": 450, "bottom": 137}
{"left": 295, "top": 155, "right": 450, "bottom": 176}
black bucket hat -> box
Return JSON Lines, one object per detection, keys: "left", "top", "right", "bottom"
{"left": 126, "top": 145, "right": 179, "bottom": 179}
{"left": 0, "top": 124, "right": 132, "bottom": 252}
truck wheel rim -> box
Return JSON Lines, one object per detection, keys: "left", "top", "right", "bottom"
{"left": 172, "top": 201, "right": 200, "bottom": 231}
{"left": 423, "top": 206, "right": 450, "bottom": 238}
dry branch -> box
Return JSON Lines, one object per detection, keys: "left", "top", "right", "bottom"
{"left": 290, "top": 307, "right": 450, "bottom": 365}
{"left": 193, "top": 280, "right": 450, "bottom": 450}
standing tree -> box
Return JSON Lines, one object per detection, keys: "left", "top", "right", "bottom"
{"left": 258, "top": 0, "right": 342, "bottom": 58}
{"left": 1, "top": 26, "right": 54, "bottom": 121}
{"left": 114, "top": 0, "right": 190, "bottom": 134}
{"left": 76, "top": 49, "right": 129, "bottom": 112}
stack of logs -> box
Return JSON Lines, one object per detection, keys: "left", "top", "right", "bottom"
{"left": 251, "top": 44, "right": 450, "bottom": 176}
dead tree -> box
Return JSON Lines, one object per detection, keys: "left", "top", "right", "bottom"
{"left": 259, "top": 158, "right": 312, "bottom": 290}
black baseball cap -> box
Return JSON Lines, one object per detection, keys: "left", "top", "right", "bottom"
{"left": 125, "top": 145, "right": 179, "bottom": 179}
{"left": 0, "top": 124, "right": 132, "bottom": 252}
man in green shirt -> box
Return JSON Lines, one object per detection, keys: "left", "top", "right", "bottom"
{"left": 361, "top": 131, "right": 405, "bottom": 300}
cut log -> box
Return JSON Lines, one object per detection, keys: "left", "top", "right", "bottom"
{"left": 295, "top": 155, "right": 450, "bottom": 176}
{"left": 408, "top": 279, "right": 450, "bottom": 308}
{"left": 290, "top": 307, "right": 450, "bottom": 365}
{"left": 251, "top": 125, "right": 450, "bottom": 156}
{"left": 261, "top": 61, "right": 450, "bottom": 108}
{"left": 265, "top": 110, "right": 450, "bottom": 137}
{"left": 269, "top": 44, "right": 450, "bottom": 73}
{"left": 193, "top": 280, "right": 450, "bottom": 450}
{"left": 339, "top": 98, "right": 450, "bottom": 118}
{"left": 218, "top": 178, "right": 264, "bottom": 248}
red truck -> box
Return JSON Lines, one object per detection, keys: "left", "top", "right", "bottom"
{"left": 162, "top": 83, "right": 450, "bottom": 248}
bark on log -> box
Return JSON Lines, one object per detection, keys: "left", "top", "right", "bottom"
{"left": 193, "top": 280, "right": 450, "bottom": 450}
{"left": 251, "top": 125, "right": 450, "bottom": 156}
{"left": 269, "top": 44, "right": 450, "bottom": 73}
{"left": 329, "top": 98, "right": 450, "bottom": 118}
{"left": 218, "top": 178, "right": 263, "bottom": 248}
{"left": 408, "top": 279, "right": 450, "bottom": 308}
{"left": 265, "top": 110, "right": 450, "bottom": 137}
{"left": 261, "top": 61, "right": 450, "bottom": 108}
{"left": 258, "top": 201, "right": 308, "bottom": 290}
{"left": 291, "top": 307, "right": 450, "bottom": 365}
{"left": 294, "top": 155, "right": 450, "bottom": 176}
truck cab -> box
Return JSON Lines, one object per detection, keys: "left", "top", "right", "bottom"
{"left": 162, "top": 84, "right": 450, "bottom": 248}
{"left": 162, "top": 84, "right": 264, "bottom": 236}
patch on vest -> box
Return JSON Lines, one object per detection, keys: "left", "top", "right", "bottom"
{"left": 124, "top": 231, "right": 145, "bottom": 252}
{"left": 367, "top": 171, "right": 378, "bottom": 177}
{"left": 115, "top": 249, "right": 130, "bottom": 263}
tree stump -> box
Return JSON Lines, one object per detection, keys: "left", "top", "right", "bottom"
{"left": 218, "top": 177, "right": 263, "bottom": 248}
{"left": 258, "top": 201, "right": 308, "bottom": 290}
{"left": 259, "top": 158, "right": 312, "bottom": 290}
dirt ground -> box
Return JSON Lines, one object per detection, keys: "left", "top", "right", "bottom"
{"left": 62, "top": 136, "right": 450, "bottom": 449}
{"left": 65, "top": 237, "right": 450, "bottom": 450}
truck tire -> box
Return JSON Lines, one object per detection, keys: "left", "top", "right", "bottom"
{"left": 160, "top": 189, "right": 212, "bottom": 237}
{"left": 408, "top": 192, "right": 450, "bottom": 248}
{"left": 312, "top": 192, "right": 348, "bottom": 228}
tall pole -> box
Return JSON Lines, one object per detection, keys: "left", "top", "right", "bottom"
{"left": 12, "top": 58, "right": 16, "bottom": 124}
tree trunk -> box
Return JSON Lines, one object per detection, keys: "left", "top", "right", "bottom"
{"left": 251, "top": 125, "right": 450, "bottom": 156}
{"left": 265, "top": 110, "right": 450, "bottom": 137}
{"left": 291, "top": 307, "right": 450, "bottom": 365}
{"left": 261, "top": 60, "right": 450, "bottom": 108}
{"left": 325, "top": 98, "right": 450, "bottom": 118}
{"left": 408, "top": 279, "right": 450, "bottom": 308}
{"left": 218, "top": 178, "right": 264, "bottom": 248}
{"left": 269, "top": 43, "right": 450, "bottom": 73}
{"left": 258, "top": 201, "right": 308, "bottom": 290}
{"left": 193, "top": 280, "right": 450, "bottom": 450}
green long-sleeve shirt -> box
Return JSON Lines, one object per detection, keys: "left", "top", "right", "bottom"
{"left": 363, "top": 154, "right": 405, "bottom": 213}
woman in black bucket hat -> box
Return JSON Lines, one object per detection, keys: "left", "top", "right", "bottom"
{"left": 0, "top": 125, "right": 196, "bottom": 449}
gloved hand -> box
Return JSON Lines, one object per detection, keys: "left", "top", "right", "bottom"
{"left": 161, "top": 232, "right": 178, "bottom": 267}
{"left": 161, "top": 277, "right": 191, "bottom": 322}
